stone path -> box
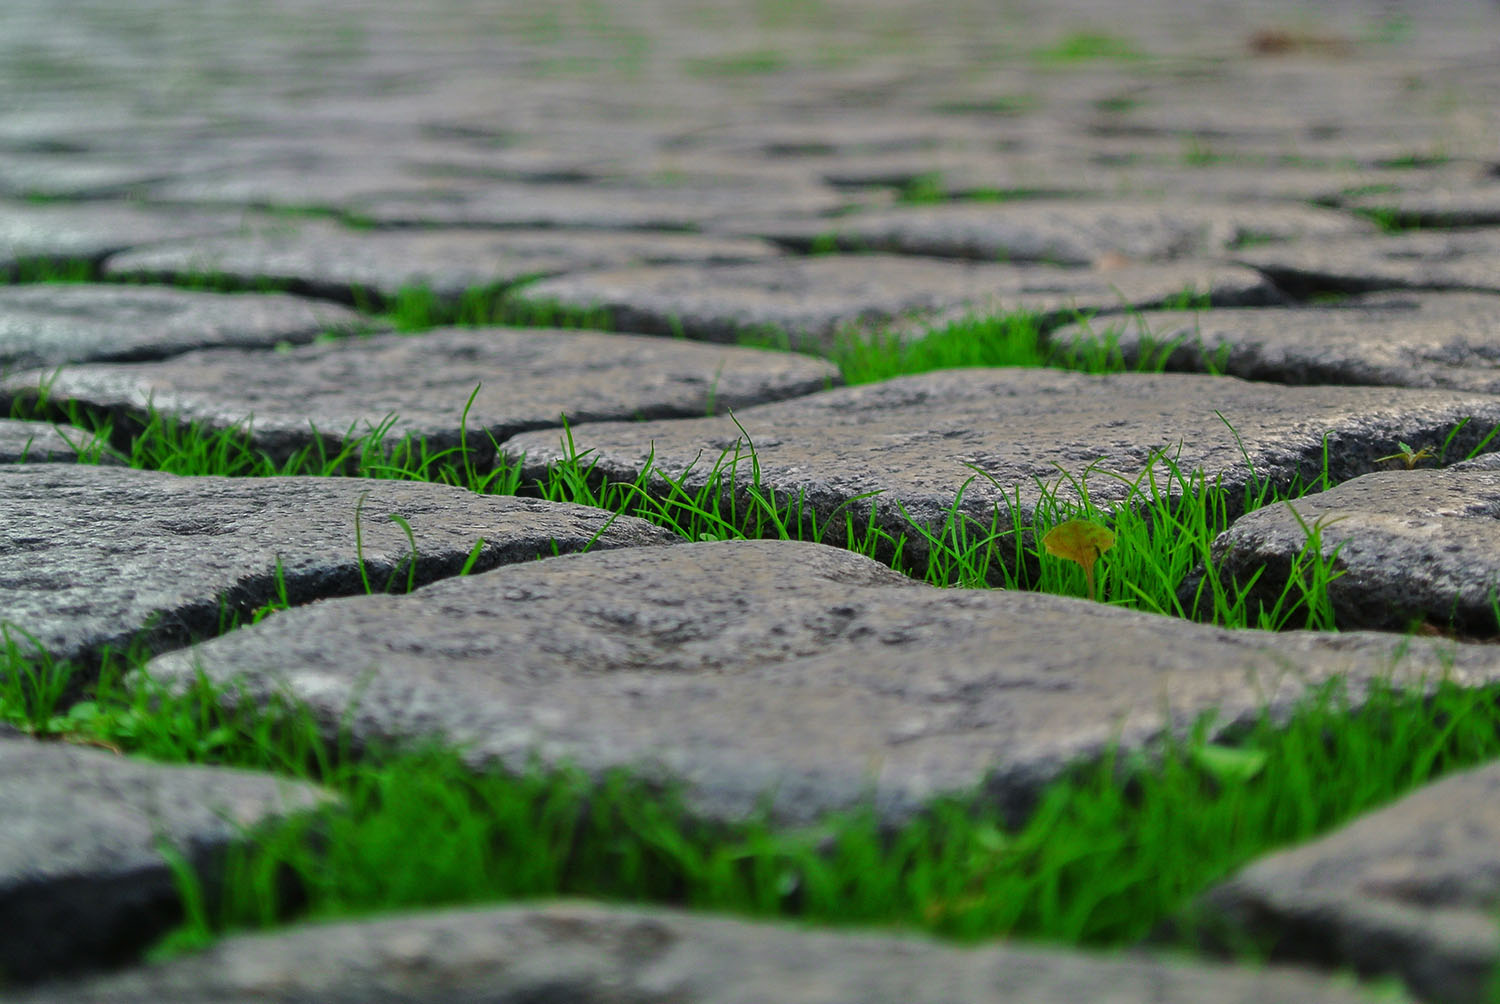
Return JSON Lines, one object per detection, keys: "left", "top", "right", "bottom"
{"left": 4, "top": 0, "right": 1500, "bottom": 1000}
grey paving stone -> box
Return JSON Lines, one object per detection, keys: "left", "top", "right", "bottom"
{"left": 0, "top": 419, "right": 108, "bottom": 464}
{"left": 103, "top": 218, "right": 782, "bottom": 304}
{"left": 512, "top": 256, "right": 1278, "bottom": 349}
{"left": 733, "top": 201, "right": 1369, "bottom": 265}
{"left": 504, "top": 369, "right": 1500, "bottom": 568}
{"left": 1235, "top": 230, "right": 1500, "bottom": 296}
{"left": 1195, "top": 759, "right": 1500, "bottom": 1004}
{"left": 2, "top": 327, "right": 838, "bottom": 467}
{"left": 140, "top": 158, "right": 474, "bottom": 211}
{"left": 1190, "top": 466, "right": 1500, "bottom": 634}
{"left": 0, "top": 200, "right": 239, "bottom": 275}
{"left": 0, "top": 464, "right": 675, "bottom": 667}
{"left": 0, "top": 728, "right": 326, "bottom": 983}
{"left": 0, "top": 283, "right": 368, "bottom": 371}
{"left": 1343, "top": 175, "right": 1500, "bottom": 228}
{"left": 346, "top": 177, "right": 852, "bottom": 230}
{"left": 13, "top": 899, "right": 1408, "bottom": 1004}
{"left": 1051, "top": 292, "right": 1500, "bottom": 391}
{"left": 0, "top": 151, "right": 173, "bottom": 199}
{"left": 143, "top": 539, "right": 1495, "bottom": 827}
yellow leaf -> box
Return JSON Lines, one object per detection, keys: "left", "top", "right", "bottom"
{"left": 1041, "top": 519, "right": 1116, "bottom": 600}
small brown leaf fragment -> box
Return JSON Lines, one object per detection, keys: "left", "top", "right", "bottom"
{"left": 1042, "top": 519, "right": 1116, "bottom": 601}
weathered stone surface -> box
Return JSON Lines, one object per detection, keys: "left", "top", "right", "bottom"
{"left": 1051, "top": 292, "right": 1500, "bottom": 392}
{"left": 1235, "top": 230, "right": 1500, "bottom": 296}
{"left": 504, "top": 369, "right": 1500, "bottom": 566}
{"left": 513, "top": 256, "right": 1278, "bottom": 348}
{"left": 734, "top": 201, "right": 1369, "bottom": 265}
{"left": 0, "top": 283, "right": 368, "bottom": 370}
{"left": 1196, "top": 760, "right": 1500, "bottom": 1004}
{"left": 1192, "top": 466, "right": 1500, "bottom": 634}
{"left": 0, "top": 419, "right": 108, "bottom": 464}
{"left": 347, "top": 177, "right": 852, "bottom": 229}
{"left": 3, "top": 327, "right": 838, "bottom": 466}
{"left": 0, "top": 728, "right": 326, "bottom": 983}
{"left": 1346, "top": 176, "right": 1500, "bottom": 228}
{"left": 103, "top": 218, "right": 782, "bottom": 303}
{"left": 14, "top": 899, "right": 1407, "bottom": 1004}
{"left": 0, "top": 464, "right": 675, "bottom": 666}
{"left": 143, "top": 539, "right": 1496, "bottom": 827}
{"left": 0, "top": 200, "right": 237, "bottom": 275}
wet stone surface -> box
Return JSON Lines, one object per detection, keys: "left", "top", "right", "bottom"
{"left": 736, "top": 200, "right": 1369, "bottom": 265}
{"left": 1050, "top": 292, "right": 1500, "bottom": 392}
{"left": 0, "top": 283, "right": 369, "bottom": 370}
{"left": 14, "top": 899, "right": 1407, "bottom": 1004}
{"left": 1197, "top": 760, "right": 1500, "bottom": 1004}
{"left": 504, "top": 368, "right": 1500, "bottom": 566}
{"left": 0, "top": 727, "right": 326, "bottom": 984}
{"left": 0, "top": 464, "right": 675, "bottom": 666}
{"left": 513, "top": 255, "right": 1278, "bottom": 348}
{"left": 1234, "top": 230, "right": 1500, "bottom": 296}
{"left": 0, "top": 419, "right": 108, "bottom": 464}
{"left": 1190, "top": 466, "right": 1500, "bottom": 635}
{"left": 144, "top": 539, "right": 1499, "bottom": 827}
{"left": 103, "top": 218, "right": 783, "bottom": 304}
{"left": 2, "top": 326, "right": 839, "bottom": 466}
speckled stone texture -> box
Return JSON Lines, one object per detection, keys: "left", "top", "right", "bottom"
{"left": 1050, "top": 292, "right": 1500, "bottom": 391}
{"left": 0, "top": 728, "right": 326, "bottom": 983}
{"left": 733, "top": 200, "right": 1369, "bottom": 264}
{"left": 1235, "top": 230, "right": 1500, "bottom": 296}
{"left": 11, "top": 899, "right": 1409, "bottom": 1004}
{"left": 504, "top": 368, "right": 1500, "bottom": 571}
{"left": 1, "top": 326, "right": 838, "bottom": 466}
{"left": 1196, "top": 760, "right": 1500, "bottom": 1004}
{"left": 510, "top": 255, "right": 1278, "bottom": 348}
{"left": 0, "top": 419, "right": 108, "bottom": 463}
{"left": 0, "top": 464, "right": 675, "bottom": 665}
{"left": 0, "top": 283, "right": 368, "bottom": 369}
{"left": 104, "top": 218, "right": 782, "bottom": 304}
{"left": 1186, "top": 466, "right": 1500, "bottom": 634}
{"left": 143, "top": 540, "right": 1499, "bottom": 827}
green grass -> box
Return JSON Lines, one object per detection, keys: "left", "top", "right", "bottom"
{"left": 2, "top": 622, "right": 1496, "bottom": 993}
{"left": 1032, "top": 32, "right": 1145, "bottom": 65}
{"left": 9, "top": 264, "right": 1500, "bottom": 994}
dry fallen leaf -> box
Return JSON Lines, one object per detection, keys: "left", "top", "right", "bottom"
{"left": 1042, "top": 519, "right": 1116, "bottom": 601}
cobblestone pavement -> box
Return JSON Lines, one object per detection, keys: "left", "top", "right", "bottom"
{"left": 4, "top": 1, "right": 1500, "bottom": 1000}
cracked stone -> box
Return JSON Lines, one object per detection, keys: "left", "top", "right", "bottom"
{"left": 503, "top": 368, "right": 1500, "bottom": 568}
{"left": 512, "top": 255, "right": 1277, "bottom": 349}
{"left": 0, "top": 728, "right": 326, "bottom": 984}
{"left": 733, "top": 200, "right": 1368, "bottom": 264}
{"left": 1050, "top": 291, "right": 1500, "bottom": 391}
{"left": 1196, "top": 759, "right": 1500, "bottom": 1004}
{"left": 0, "top": 419, "right": 108, "bottom": 464}
{"left": 1188, "top": 465, "right": 1500, "bottom": 634}
{"left": 0, "top": 464, "right": 676, "bottom": 666}
{"left": 13, "top": 899, "right": 1407, "bottom": 1004}
{"left": 1235, "top": 230, "right": 1500, "bottom": 296}
{"left": 0, "top": 283, "right": 368, "bottom": 370}
{"left": 0, "top": 200, "right": 239, "bottom": 276}
{"left": 143, "top": 539, "right": 1497, "bottom": 827}
{"left": 103, "top": 217, "right": 782, "bottom": 304}
{"left": 2, "top": 326, "right": 838, "bottom": 466}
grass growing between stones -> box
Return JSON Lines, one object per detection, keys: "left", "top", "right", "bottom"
{"left": 1, "top": 627, "right": 1497, "bottom": 988}
{"left": 14, "top": 377, "right": 1500, "bottom": 635}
